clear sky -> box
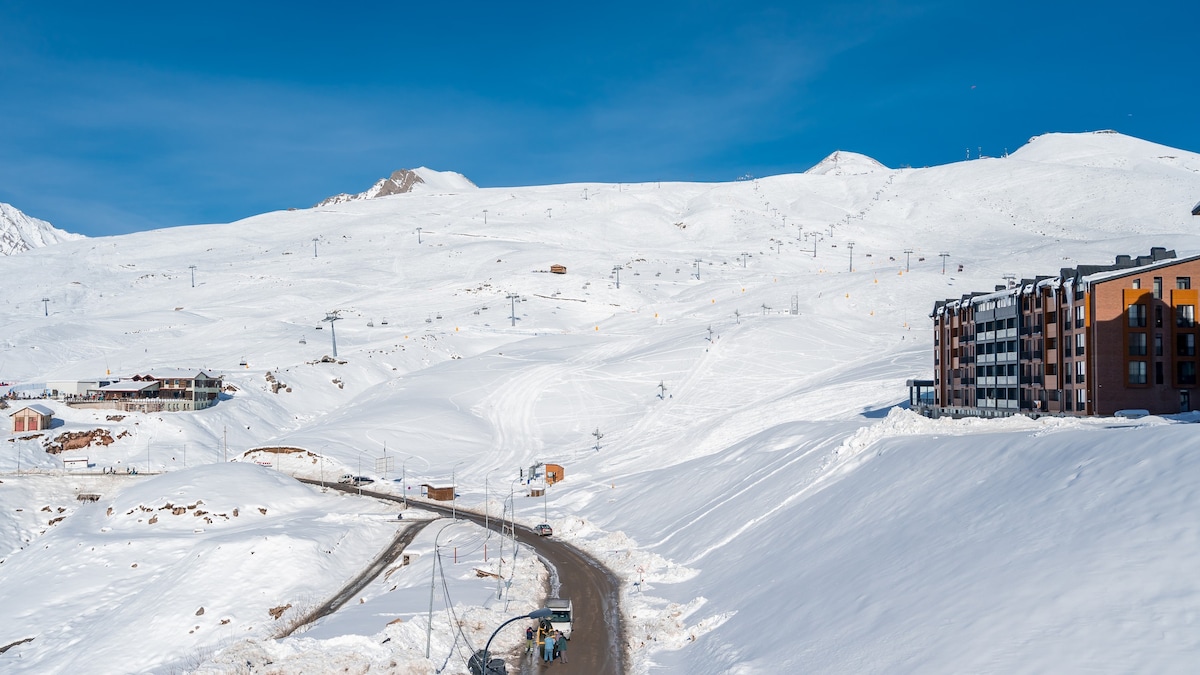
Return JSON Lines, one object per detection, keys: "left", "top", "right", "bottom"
{"left": 1, "top": 0, "right": 1196, "bottom": 237}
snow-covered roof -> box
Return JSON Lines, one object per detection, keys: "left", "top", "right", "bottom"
{"left": 99, "top": 380, "right": 159, "bottom": 392}
{"left": 9, "top": 403, "right": 53, "bottom": 417}
{"left": 135, "top": 369, "right": 218, "bottom": 380}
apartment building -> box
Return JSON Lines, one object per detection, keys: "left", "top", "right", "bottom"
{"left": 931, "top": 248, "right": 1200, "bottom": 417}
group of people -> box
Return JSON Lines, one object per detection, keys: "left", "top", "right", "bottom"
{"left": 525, "top": 625, "right": 568, "bottom": 664}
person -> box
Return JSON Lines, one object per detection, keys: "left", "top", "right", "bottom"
{"left": 543, "top": 633, "right": 556, "bottom": 663}
{"left": 552, "top": 632, "right": 560, "bottom": 661}
{"left": 525, "top": 626, "right": 534, "bottom": 654}
{"left": 556, "top": 631, "right": 568, "bottom": 663}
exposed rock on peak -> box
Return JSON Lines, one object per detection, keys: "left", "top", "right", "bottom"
{"left": 315, "top": 167, "right": 476, "bottom": 207}
{"left": 0, "top": 202, "right": 83, "bottom": 256}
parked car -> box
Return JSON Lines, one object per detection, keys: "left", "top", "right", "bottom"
{"left": 338, "top": 475, "right": 374, "bottom": 485}
{"left": 534, "top": 523, "right": 553, "bottom": 536}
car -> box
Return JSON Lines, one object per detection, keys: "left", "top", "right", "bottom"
{"left": 338, "top": 474, "right": 374, "bottom": 485}
{"left": 534, "top": 523, "right": 553, "bottom": 536}
{"left": 546, "top": 597, "right": 573, "bottom": 640}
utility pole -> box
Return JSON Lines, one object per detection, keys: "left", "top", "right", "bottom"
{"left": 904, "top": 248, "right": 914, "bottom": 272}
{"left": 189, "top": 265, "right": 197, "bottom": 287}
{"left": 41, "top": 297, "right": 49, "bottom": 316}
{"left": 323, "top": 312, "right": 341, "bottom": 357}
{"left": 694, "top": 259, "right": 701, "bottom": 280}
{"left": 741, "top": 252, "right": 749, "bottom": 268}
{"left": 613, "top": 265, "right": 621, "bottom": 288}
{"left": 939, "top": 252, "right": 951, "bottom": 275}
{"left": 416, "top": 227, "right": 423, "bottom": 244}
{"left": 583, "top": 188, "right": 588, "bottom": 200}
{"left": 847, "top": 241, "right": 856, "bottom": 273}
{"left": 312, "top": 237, "right": 319, "bottom": 258}
{"left": 546, "top": 208, "right": 552, "bottom": 219}
{"left": 507, "top": 293, "right": 520, "bottom": 326}
{"left": 482, "top": 209, "right": 488, "bottom": 224}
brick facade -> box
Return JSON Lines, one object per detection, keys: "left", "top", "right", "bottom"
{"left": 932, "top": 248, "right": 1200, "bottom": 417}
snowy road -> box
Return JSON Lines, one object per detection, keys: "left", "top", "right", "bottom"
{"left": 303, "top": 479, "right": 625, "bottom": 675}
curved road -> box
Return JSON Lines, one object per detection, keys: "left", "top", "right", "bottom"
{"left": 299, "top": 479, "right": 625, "bottom": 675}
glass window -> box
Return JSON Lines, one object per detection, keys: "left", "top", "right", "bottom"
{"left": 1177, "top": 305, "right": 1195, "bottom": 328}
{"left": 1075, "top": 332, "right": 1086, "bottom": 355}
{"left": 1130, "top": 333, "right": 1147, "bottom": 356}
{"left": 1128, "top": 361, "right": 1148, "bottom": 385}
{"left": 1179, "top": 362, "right": 1197, "bottom": 386}
{"left": 1074, "top": 305, "right": 1085, "bottom": 328}
{"left": 1132, "top": 279, "right": 1141, "bottom": 289}
{"left": 1156, "top": 361, "right": 1164, "bottom": 385}
{"left": 1178, "top": 277, "right": 1192, "bottom": 290}
{"left": 1179, "top": 333, "right": 1196, "bottom": 357}
{"left": 1154, "top": 277, "right": 1163, "bottom": 299}
{"left": 1076, "top": 360, "right": 1086, "bottom": 383}
{"left": 1156, "top": 306, "right": 1164, "bottom": 328}
{"left": 1155, "top": 333, "right": 1164, "bottom": 356}
{"left": 1127, "top": 304, "right": 1147, "bottom": 327}
{"left": 1076, "top": 388, "right": 1086, "bottom": 406}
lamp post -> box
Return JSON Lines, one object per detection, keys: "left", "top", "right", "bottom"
{"left": 427, "top": 521, "right": 459, "bottom": 659}
{"left": 452, "top": 460, "right": 467, "bottom": 521}
{"left": 471, "top": 608, "right": 553, "bottom": 675}
{"left": 484, "top": 467, "right": 502, "bottom": 538}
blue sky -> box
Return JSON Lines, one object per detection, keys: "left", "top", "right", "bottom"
{"left": 1, "top": 0, "right": 1196, "bottom": 236}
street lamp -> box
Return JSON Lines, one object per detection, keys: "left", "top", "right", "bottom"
{"left": 427, "top": 521, "right": 459, "bottom": 659}
{"left": 471, "top": 608, "right": 553, "bottom": 675}
{"left": 484, "top": 467, "right": 502, "bottom": 539}
{"left": 452, "top": 460, "right": 467, "bottom": 520}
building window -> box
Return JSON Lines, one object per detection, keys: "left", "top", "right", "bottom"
{"left": 1155, "top": 333, "right": 1164, "bottom": 356}
{"left": 1180, "top": 362, "right": 1198, "bottom": 386}
{"left": 1179, "top": 334, "right": 1196, "bottom": 357}
{"left": 1178, "top": 277, "right": 1192, "bottom": 290}
{"left": 1156, "top": 305, "right": 1164, "bottom": 328}
{"left": 1076, "top": 388, "right": 1086, "bottom": 408}
{"left": 1075, "top": 332, "right": 1085, "bottom": 355}
{"left": 1128, "top": 304, "right": 1147, "bottom": 327}
{"left": 1074, "top": 305, "right": 1085, "bottom": 328}
{"left": 1177, "top": 305, "right": 1195, "bottom": 328}
{"left": 1153, "top": 277, "right": 1163, "bottom": 299}
{"left": 1132, "top": 279, "right": 1141, "bottom": 289}
{"left": 1129, "top": 333, "right": 1147, "bottom": 356}
{"left": 1076, "top": 360, "right": 1086, "bottom": 382}
{"left": 1156, "top": 361, "right": 1165, "bottom": 385}
{"left": 1128, "top": 361, "right": 1147, "bottom": 385}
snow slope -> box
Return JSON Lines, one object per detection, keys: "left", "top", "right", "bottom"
{"left": 2, "top": 130, "right": 1200, "bottom": 673}
{"left": 0, "top": 202, "right": 83, "bottom": 256}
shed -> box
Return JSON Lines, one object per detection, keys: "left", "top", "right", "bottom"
{"left": 10, "top": 404, "right": 53, "bottom": 432}
{"left": 63, "top": 457, "right": 89, "bottom": 469}
{"left": 550, "top": 264, "right": 567, "bottom": 274}
{"left": 545, "top": 463, "right": 565, "bottom": 485}
{"left": 423, "top": 484, "right": 455, "bottom": 501}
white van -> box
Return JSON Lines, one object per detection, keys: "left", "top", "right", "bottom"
{"left": 546, "top": 597, "right": 573, "bottom": 639}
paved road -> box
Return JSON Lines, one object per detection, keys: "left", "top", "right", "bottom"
{"left": 281, "top": 517, "right": 432, "bottom": 637}
{"left": 299, "top": 479, "right": 625, "bottom": 675}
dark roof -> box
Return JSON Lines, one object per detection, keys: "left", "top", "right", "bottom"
{"left": 1193, "top": 201, "right": 1200, "bottom": 216}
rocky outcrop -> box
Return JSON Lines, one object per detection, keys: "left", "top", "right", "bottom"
{"left": 315, "top": 169, "right": 426, "bottom": 207}
{"left": 0, "top": 202, "right": 83, "bottom": 255}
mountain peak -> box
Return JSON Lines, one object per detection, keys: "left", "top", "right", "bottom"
{"left": 804, "top": 150, "right": 888, "bottom": 176}
{"left": 0, "top": 202, "right": 83, "bottom": 255}
{"left": 314, "top": 167, "right": 477, "bottom": 207}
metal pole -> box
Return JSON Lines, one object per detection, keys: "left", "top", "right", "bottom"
{"left": 426, "top": 521, "right": 457, "bottom": 659}
{"left": 312, "top": 238, "right": 318, "bottom": 257}
{"left": 904, "top": 249, "right": 913, "bottom": 272}
{"left": 189, "top": 265, "right": 196, "bottom": 287}
{"left": 848, "top": 241, "right": 855, "bottom": 273}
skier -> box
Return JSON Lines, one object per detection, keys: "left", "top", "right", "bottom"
{"left": 556, "top": 630, "right": 568, "bottom": 663}
{"left": 543, "top": 633, "right": 556, "bottom": 663}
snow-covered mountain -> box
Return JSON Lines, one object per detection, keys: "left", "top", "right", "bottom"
{"left": 0, "top": 202, "right": 83, "bottom": 255}
{"left": 804, "top": 149, "right": 888, "bottom": 176}
{"left": 3, "top": 131, "right": 1200, "bottom": 674}
{"left": 314, "top": 167, "right": 477, "bottom": 206}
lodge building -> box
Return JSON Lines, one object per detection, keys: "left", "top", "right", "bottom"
{"left": 931, "top": 248, "right": 1200, "bottom": 417}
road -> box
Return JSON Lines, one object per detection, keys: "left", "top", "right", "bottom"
{"left": 280, "top": 517, "right": 432, "bottom": 637}
{"left": 299, "top": 479, "right": 625, "bottom": 675}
